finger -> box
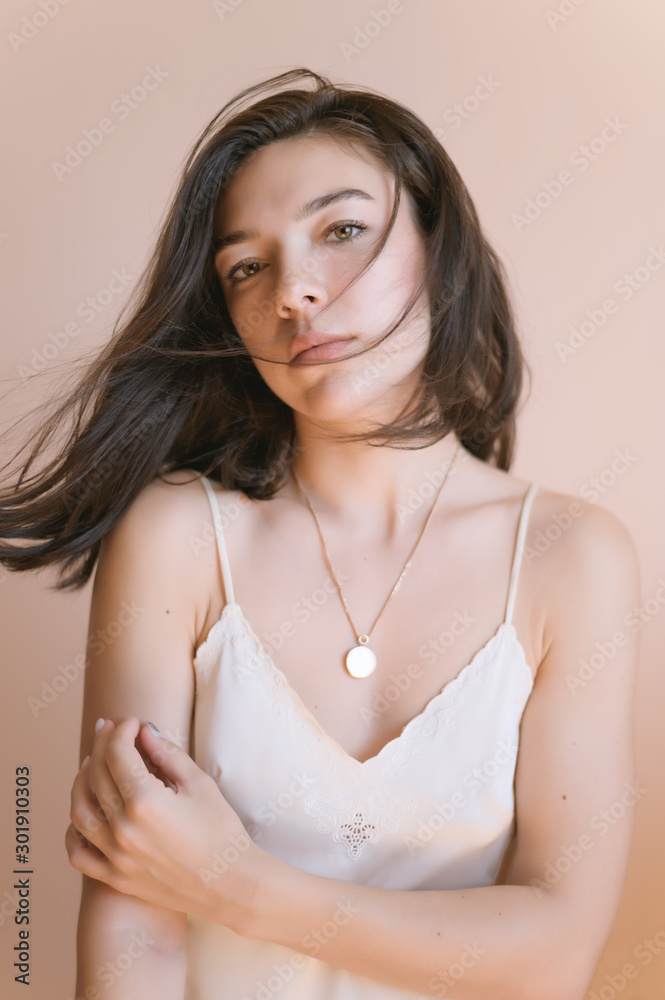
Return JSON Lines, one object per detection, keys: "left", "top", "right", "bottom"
{"left": 103, "top": 717, "right": 154, "bottom": 810}
{"left": 138, "top": 722, "right": 198, "bottom": 791}
{"left": 65, "top": 822, "right": 115, "bottom": 885}
{"left": 65, "top": 819, "right": 100, "bottom": 857}
{"left": 69, "top": 764, "right": 115, "bottom": 853}
{"left": 89, "top": 718, "right": 126, "bottom": 821}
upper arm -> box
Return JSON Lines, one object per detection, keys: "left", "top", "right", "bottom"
{"left": 77, "top": 469, "right": 212, "bottom": 944}
{"left": 79, "top": 469, "right": 207, "bottom": 760}
{"left": 503, "top": 497, "right": 641, "bottom": 988}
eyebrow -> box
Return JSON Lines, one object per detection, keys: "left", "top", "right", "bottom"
{"left": 213, "top": 188, "right": 375, "bottom": 251}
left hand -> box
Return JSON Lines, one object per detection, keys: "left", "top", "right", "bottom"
{"left": 65, "top": 717, "right": 260, "bottom": 928}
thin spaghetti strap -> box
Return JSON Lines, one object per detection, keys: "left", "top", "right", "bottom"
{"left": 503, "top": 482, "right": 539, "bottom": 626}
{"left": 199, "top": 476, "right": 236, "bottom": 607}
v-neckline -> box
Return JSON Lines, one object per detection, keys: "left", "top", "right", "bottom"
{"left": 194, "top": 602, "right": 534, "bottom": 768}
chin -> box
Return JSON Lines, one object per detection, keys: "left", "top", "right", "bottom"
{"left": 292, "top": 376, "right": 408, "bottom": 429}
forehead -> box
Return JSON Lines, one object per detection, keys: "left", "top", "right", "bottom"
{"left": 214, "top": 135, "right": 395, "bottom": 226}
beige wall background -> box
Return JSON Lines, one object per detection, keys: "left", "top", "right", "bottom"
{"left": 1, "top": 1, "right": 663, "bottom": 997}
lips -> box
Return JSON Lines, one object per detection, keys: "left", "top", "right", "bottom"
{"left": 289, "top": 331, "right": 355, "bottom": 363}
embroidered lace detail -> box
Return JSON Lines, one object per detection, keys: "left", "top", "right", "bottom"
{"left": 340, "top": 812, "right": 375, "bottom": 858}
{"left": 305, "top": 788, "right": 415, "bottom": 861}
{"left": 194, "top": 603, "right": 267, "bottom": 682}
{"left": 193, "top": 605, "right": 534, "bottom": 781}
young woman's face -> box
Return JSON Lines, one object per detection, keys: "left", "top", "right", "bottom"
{"left": 213, "top": 134, "right": 432, "bottom": 429}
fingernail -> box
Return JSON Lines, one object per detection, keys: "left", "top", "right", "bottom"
{"left": 145, "top": 721, "right": 163, "bottom": 738}
{"left": 95, "top": 718, "right": 105, "bottom": 733}
{"left": 81, "top": 755, "right": 90, "bottom": 767}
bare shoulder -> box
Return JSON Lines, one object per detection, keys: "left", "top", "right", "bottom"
{"left": 521, "top": 482, "right": 641, "bottom": 661}
{"left": 118, "top": 467, "right": 239, "bottom": 524}
{"left": 460, "top": 452, "right": 638, "bottom": 582}
{"left": 464, "top": 453, "right": 641, "bottom": 671}
{"left": 99, "top": 468, "right": 244, "bottom": 649}
{"left": 527, "top": 482, "right": 638, "bottom": 558}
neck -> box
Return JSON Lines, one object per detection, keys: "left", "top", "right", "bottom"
{"left": 286, "top": 425, "right": 462, "bottom": 541}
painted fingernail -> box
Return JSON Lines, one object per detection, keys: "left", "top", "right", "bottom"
{"left": 81, "top": 755, "right": 90, "bottom": 767}
{"left": 145, "top": 721, "right": 163, "bottom": 738}
{"left": 95, "top": 718, "right": 105, "bottom": 733}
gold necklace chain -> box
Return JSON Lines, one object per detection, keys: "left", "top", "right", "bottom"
{"left": 291, "top": 439, "right": 461, "bottom": 678}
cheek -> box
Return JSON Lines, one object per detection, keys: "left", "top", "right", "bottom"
{"left": 227, "top": 296, "right": 280, "bottom": 349}
{"left": 362, "top": 239, "right": 423, "bottom": 299}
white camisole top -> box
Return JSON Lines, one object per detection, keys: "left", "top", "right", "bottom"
{"left": 185, "top": 478, "right": 539, "bottom": 999}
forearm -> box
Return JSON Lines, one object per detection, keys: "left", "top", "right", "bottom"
{"left": 234, "top": 851, "right": 581, "bottom": 1000}
{"left": 75, "top": 877, "right": 188, "bottom": 1000}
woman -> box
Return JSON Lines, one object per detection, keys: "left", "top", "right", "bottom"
{"left": 0, "top": 69, "right": 639, "bottom": 998}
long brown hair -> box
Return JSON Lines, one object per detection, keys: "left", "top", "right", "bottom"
{"left": 0, "top": 67, "right": 530, "bottom": 591}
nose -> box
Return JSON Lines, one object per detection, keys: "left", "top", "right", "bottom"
{"left": 272, "top": 257, "right": 329, "bottom": 320}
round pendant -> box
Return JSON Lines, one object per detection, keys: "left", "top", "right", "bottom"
{"left": 346, "top": 644, "right": 377, "bottom": 679}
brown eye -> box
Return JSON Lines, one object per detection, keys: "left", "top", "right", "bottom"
{"left": 240, "top": 262, "right": 261, "bottom": 277}
{"left": 324, "top": 220, "right": 367, "bottom": 244}
{"left": 225, "top": 259, "right": 263, "bottom": 283}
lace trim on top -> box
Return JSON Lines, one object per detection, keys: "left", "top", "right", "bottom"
{"left": 193, "top": 603, "right": 533, "bottom": 771}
